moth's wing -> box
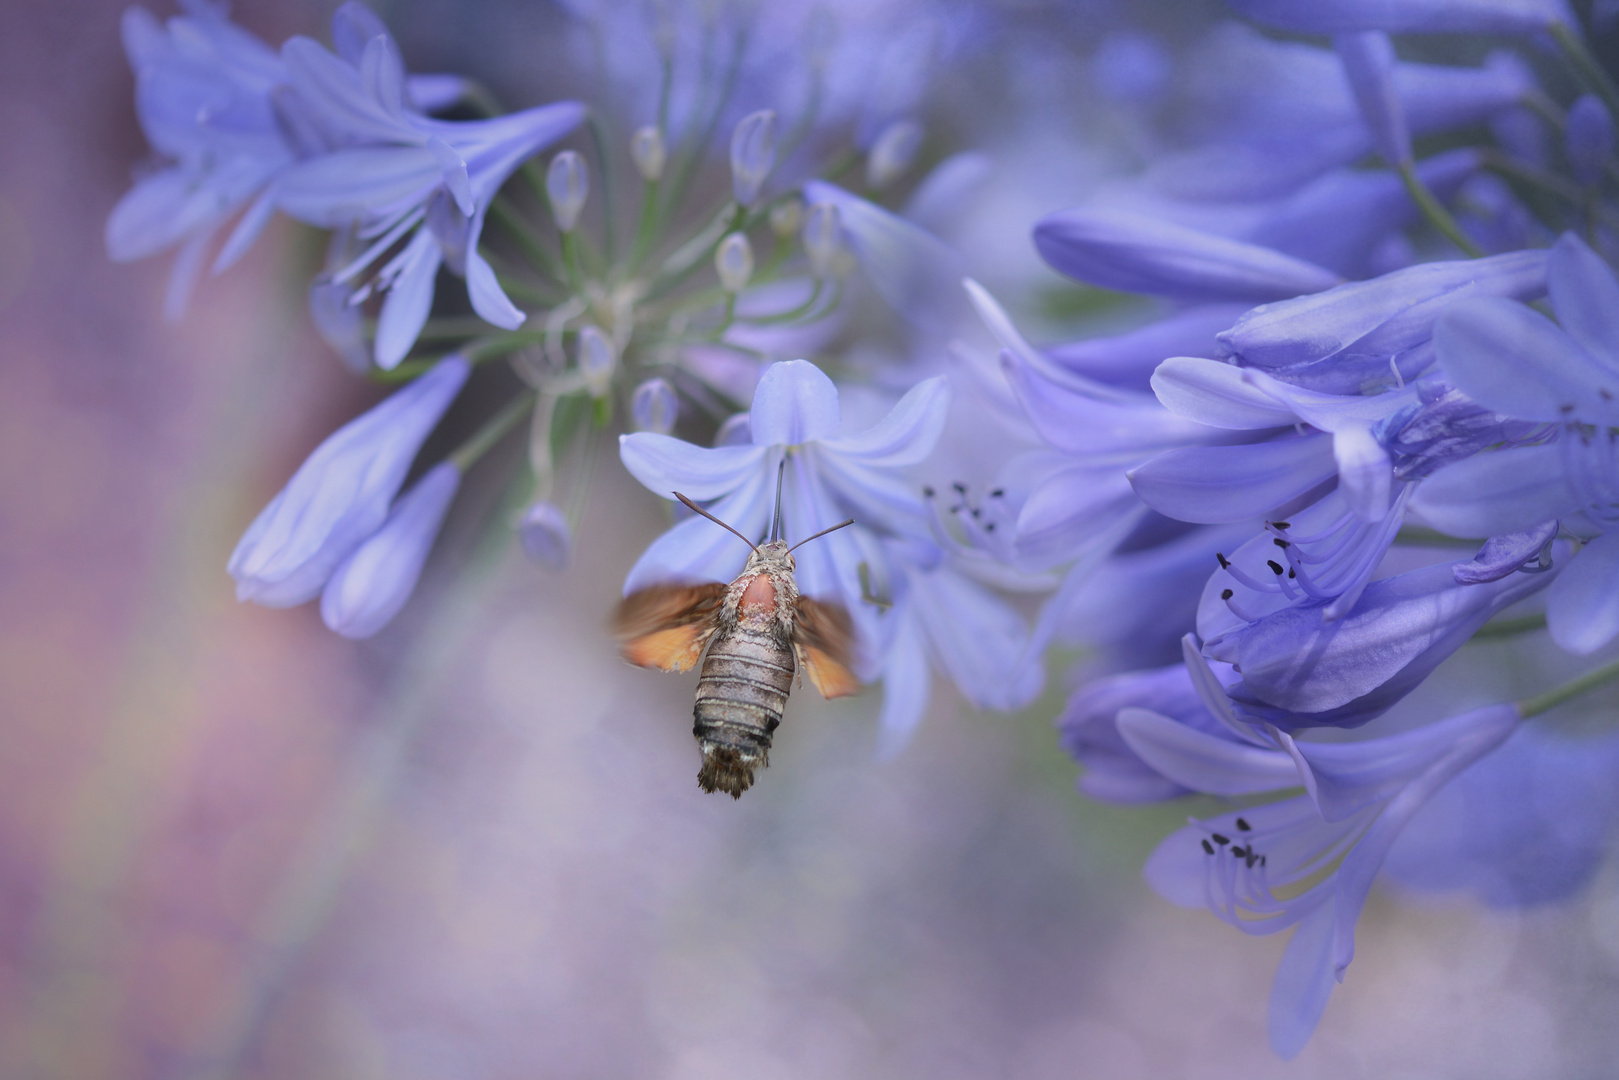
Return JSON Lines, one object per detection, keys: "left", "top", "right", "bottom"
{"left": 793, "top": 596, "right": 860, "bottom": 699}
{"left": 611, "top": 582, "right": 727, "bottom": 673}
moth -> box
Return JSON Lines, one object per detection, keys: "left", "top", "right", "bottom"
{"left": 612, "top": 474, "right": 858, "bottom": 798}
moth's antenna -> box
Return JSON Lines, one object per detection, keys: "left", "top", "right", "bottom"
{"left": 787, "top": 517, "right": 855, "bottom": 554}
{"left": 768, "top": 458, "right": 786, "bottom": 543}
{"left": 674, "top": 492, "right": 759, "bottom": 553}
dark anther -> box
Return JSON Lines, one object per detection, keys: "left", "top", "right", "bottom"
{"left": 922, "top": 486, "right": 935, "bottom": 497}
{"left": 1561, "top": 403, "right": 1576, "bottom": 414}
{"left": 1201, "top": 839, "right": 1215, "bottom": 855}
{"left": 1603, "top": 389, "right": 1614, "bottom": 401}
{"left": 1272, "top": 537, "right": 1289, "bottom": 549}
{"left": 1235, "top": 817, "right": 1251, "bottom": 831}
{"left": 985, "top": 522, "right": 996, "bottom": 532}
{"left": 1216, "top": 553, "right": 1230, "bottom": 568}
{"left": 1260, "top": 855, "right": 1268, "bottom": 867}
{"left": 1266, "top": 560, "right": 1283, "bottom": 575}
{"left": 1245, "top": 851, "right": 1258, "bottom": 869}
{"left": 1230, "top": 845, "right": 1247, "bottom": 858}
{"left": 1211, "top": 833, "right": 1230, "bottom": 845}
{"left": 952, "top": 481, "right": 968, "bottom": 493}
{"left": 970, "top": 508, "right": 981, "bottom": 518}
{"left": 990, "top": 488, "right": 1005, "bottom": 497}
{"left": 1220, "top": 588, "right": 1234, "bottom": 600}
{"left": 1288, "top": 568, "right": 1296, "bottom": 579}
{"left": 1270, "top": 521, "right": 1290, "bottom": 530}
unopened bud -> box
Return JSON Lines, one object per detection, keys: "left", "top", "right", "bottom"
{"left": 715, "top": 233, "right": 755, "bottom": 292}
{"left": 803, "top": 202, "right": 844, "bottom": 277}
{"left": 577, "top": 323, "right": 615, "bottom": 395}
{"left": 865, "top": 119, "right": 923, "bottom": 190}
{"left": 714, "top": 413, "right": 752, "bottom": 446}
{"left": 769, "top": 197, "right": 803, "bottom": 238}
{"left": 631, "top": 378, "right": 679, "bottom": 434}
{"left": 518, "top": 501, "right": 572, "bottom": 570}
{"left": 630, "top": 125, "right": 666, "bottom": 182}
{"left": 547, "top": 150, "right": 589, "bottom": 232}
{"left": 730, "top": 109, "right": 777, "bottom": 207}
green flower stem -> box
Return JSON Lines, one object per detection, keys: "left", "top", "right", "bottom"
{"left": 1399, "top": 160, "right": 1483, "bottom": 257}
{"left": 1471, "top": 613, "right": 1548, "bottom": 640}
{"left": 1552, "top": 21, "right": 1619, "bottom": 128}
{"left": 488, "top": 196, "right": 565, "bottom": 284}
{"left": 587, "top": 112, "right": 618, "bottom": 262}
{"left": 629, "top": 179, "right": 662, "bottom": 271}
{"left": 1519, "top": 655, "right": 1619, "bottom": 719}
{"left": 561, "top": 230, "right": 584, "bottom": 291}
{"left": 1482, "top": 152, "right": 1619, "bottom": 232}
{"left": 449, "top": 391, "right": 537, "bottom": 472}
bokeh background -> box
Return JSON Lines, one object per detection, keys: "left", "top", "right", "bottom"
{"left": 6, "top": 1, "right": 1619, "bottom": 1077}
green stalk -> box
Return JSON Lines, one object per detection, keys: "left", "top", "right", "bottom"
{"left": 1399, "top": 160, "right": 1482, "bottom": 257}
{"left": 449, "top": 391, "right": 537, "bottom": 472}
{"left": 1519, "top": 656, "right": 1619, "bottom": 719}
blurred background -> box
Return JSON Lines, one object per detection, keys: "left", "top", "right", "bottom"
{"left": 5, "top": 1, "right": 1619, "bottom": 1077}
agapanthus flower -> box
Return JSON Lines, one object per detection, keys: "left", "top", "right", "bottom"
{"left": 1116, "top": 640, "right": 1523, "bottom": 1056}
{"left": 1412, "top": 234, "right": 1619, "bottom": 652}
{"left": 619, "top": 359, "right": 948, "bottom": 627}
{"left": 107, "top": 1, "right": 297, "bottom": 317}
{"left": 271, "top": 21, "right": 585, "bottom": 367}
{"left": 228, "top": 354, "right": 469, "bottom": 608}
{"left": 1223, "top": 0, "right": 1575, "bottom": 36}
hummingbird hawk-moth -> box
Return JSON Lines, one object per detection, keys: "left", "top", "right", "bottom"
{"left": 612, "top": 471, "right": 858, "bottom": 798}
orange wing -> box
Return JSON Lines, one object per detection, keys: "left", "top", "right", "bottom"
{"left": 793, "top": 596, "right": 860, "bottom": 699}
{"left": 611, "top": 583, "right": 727, "bottom": 673}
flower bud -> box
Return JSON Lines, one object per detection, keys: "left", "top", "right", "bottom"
{"left": 547, "top": 150, "right": 589, "bottom": 232}
{"left": 769, "top": 197, "right": 803, "bottom": 238}
{"left": 729, "top": 109, "right": 777, "bottom": 207}
{"left": 630, "top": 125, "right": 666, "bottom": 182}
{"left": 713, "top": 413, "right": 752, "bottom": 446}
{"left": 518, "top": 500, "right": 572, "bottom": 570}
{"left": 715, "top": 232, "right": 754, "bottom": 292}
{"left": 803, "top": 201, "right": 844, "bottom": 277}
{"left": 1567, "top": 94, "right": 1613, "bottom": 187}
{"left": 865, "top": 119, "right": 924, "bottom": 190}
{"left": 577, "top": 323, "right": 615, "bottom": 396}
{"left": 631, "top": 377, "right": 679, "bottom": 434}
{"left": 320, "top": 462, "right": 461, "bottom": 639}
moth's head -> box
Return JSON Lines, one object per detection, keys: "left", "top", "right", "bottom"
{"left": 748, "top": 539, "right": 794, "bottom": 574}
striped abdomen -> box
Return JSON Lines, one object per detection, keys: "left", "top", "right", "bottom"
{"left": 693, "top": 624, "right": 795, "bottom": 797}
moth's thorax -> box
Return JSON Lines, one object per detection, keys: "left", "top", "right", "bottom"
{"left": 725, "top": 540, "right": 799, "bottom": 631}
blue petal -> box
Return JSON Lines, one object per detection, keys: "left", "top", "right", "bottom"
{"left": 913, "top": 565, "right": 1042, "bottom": 711}
{"left": 1033, "top": 208, "right": 1341, "bottom": 303}
{"left": 1012, "top": 354, "right": 1213, "bottom": 453}
{"left": 1151, "top": 357, "right": 1300, "bottom": 429}
{"left": 1335, "top": 32, "right": 1410, "bottom": 165}
{"left": 619, "top": 434, "right": 767, "bottom": 502}
{"left": 320, "top": 461, "right": 459, "bottom": 638}
{"left": 801, "top": 180, "right": 961, "bottom": 320}
{"left": 1452, "top": 521, "right": 1558, "bottom": 584}
{"left": 1267, "top": 903, "right": 1338, "bottom": 1061}
{"left": 1047, "top": 303, "right": 1251, "bottom": 394}
{"left": 1547, "top": 529, "right": 1619, "bottom": 654}
{"left": 1115, "top": 708, "right": 1300, "bottom": 794}
{"left": 1409, "top": 443, "right": 1577, "bottom": 537}
{"left": 622, "top": 466, "right": 775, "bottom": 593}
{"left": 1224, "top": 0, "right": 1572, "bottom": 35}
{"left": 819, "top": 376, "right": 948, "bottom": 467}
{"left": 373, "top": 231, "right": 441, "bottom": 370}
{"left": 276, "top": 146, "right": 439, "bottom": 228}
{"left": 876, "top": 612, "right": 931, "bottom": 761}
{"left": 748, "top": 360, "right": 842, "bottom": 446}
{"left": 1128, "top": 434, "right": 1339, "bottom": 524}
{"left": 1333, "top": 425, "right": 1391, "bottom": 521}
{"left": 1437, "top": 296, "right": 1619, "bottom": 424}
{"left": 1548, "top": 231, "right": 1619, "bottom": 370}
{"left": 426, "top": 134, "right": 474, "bottom": 215}
{"left": 463, "top": 209, "right": 525, "bottom": 330}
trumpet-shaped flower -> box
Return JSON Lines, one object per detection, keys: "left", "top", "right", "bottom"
{"left": 619, "top": 359, "right": 949, "bottom": 628}
{"left": 228, "top": 355, "right": 469, "bottom": 607}
{"left": 1120, "top": 644, "right": 1523, "bottom": 1056}
{"left": 1413, "top": 234, "right": 1619, "bottom": 652}
{"left": 320, "top": 461, "right": 460, "bottom": 638}
{"left": 272, "top": 19, "right": 584, "bottom": 367}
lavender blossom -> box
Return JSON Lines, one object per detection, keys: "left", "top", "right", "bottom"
{"left": 228, "top": 355, "right": 469, "bottom": 607}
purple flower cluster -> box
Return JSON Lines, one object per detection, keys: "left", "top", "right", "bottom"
{"left": 108, "top": 0, "right": 1619, "bottom": 1059}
